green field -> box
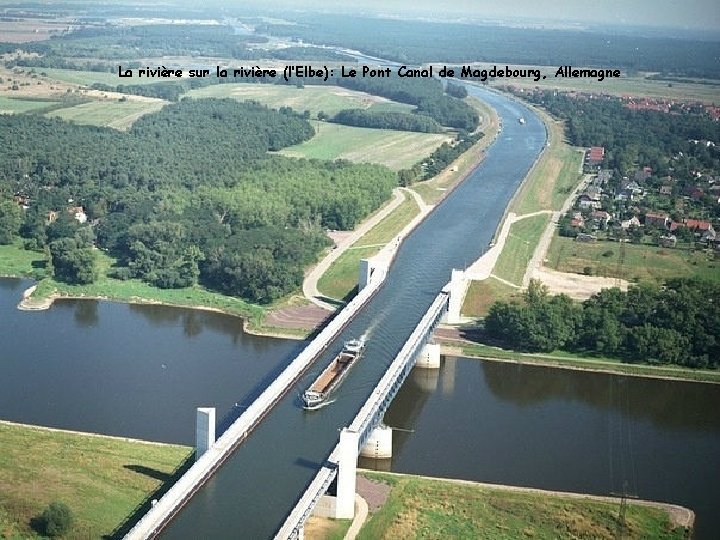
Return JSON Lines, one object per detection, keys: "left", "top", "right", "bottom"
{"left": 358, "top": 472, "right": 688, "bottom": 540}
{"left": 37, "top": 68, "right": 166, "bottom": 87}
{"left": 0, "top": 242, "right": 44, "bottom": 277}
{"left": 0, "top": 421, "right": 191, "bottom": 538}
{"left": 493, "top": 214, "right": 551, "bottom": 286}
{"left": 547, "top": 236, "right": 720, "bottom": 283}
{"left": 280, "top": 121, "right": 449, "bottom": 170}
{"left": 47, "top": 99, "right": 166, "bottom": 129}
{"left": 184, "top": 83, "right": 412, "bottom": 117}
{"left": 0, "top": 96, "right": 59, "bottom": 113}
{"left": 317, "top": 194, "right": 420, "bottom": 300}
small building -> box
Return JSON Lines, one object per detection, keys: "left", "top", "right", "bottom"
{"left": 658, "top": 235, "right": 677, "bottom": 248}
{"left": 575, "top": 233, "right": 598, "bottom": 243}
{"left": 644, "top": 211, "right": 670, "bottom": 229}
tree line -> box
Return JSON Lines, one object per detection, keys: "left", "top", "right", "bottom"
{"left": 484, "top": 279, "right": 719, "bottom": 369}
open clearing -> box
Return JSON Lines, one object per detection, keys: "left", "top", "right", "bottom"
{"left": 280, "top": 121, "right": 450, "bottom": 171}
{"left": 0, "top": 421, "right": 191, "bottom": 538}
{"left": 462, "top": 276, "right": 523, "bottom": 317}
{"left": 185, "top": 83, "right": 413, "bottom": 117}
{"left": 47, "top": 99, "right": 166, "bottom": 129}
{"left": 546, "top": 236, "right": 720, "bottom": 283}
{"left": 357, "top": 471, "right": 689, "bottom": 540}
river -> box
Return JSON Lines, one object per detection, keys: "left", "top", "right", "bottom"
{"left": 0, "top": 85, "right": 718, "bottom": 538}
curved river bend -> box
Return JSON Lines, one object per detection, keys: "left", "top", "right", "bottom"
{"left": 1, "top": 86, "right": 717, "bottom": 538}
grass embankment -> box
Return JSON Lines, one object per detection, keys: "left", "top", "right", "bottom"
{"left": 37, "top": 68, "right": 167, "bottom": 87}
{"left": 47, "top": 99, "right": 166, "bottom": 129}
{"left": 358, "top": 472, "right": 688, "bottom": 540}
{"left": 305, "top": 516, "right": 353, "bottom": 540}
{"left": 0, "top": 421, "right": 192, "bottom": 539}
{"left": 317, "top": 193, "right": 420, "bottom": 300}
{"left": 0, "top": 242, "right": 44, "bottom": 277}
{"left": 493, "top": 214, "right": 551, "bottom": 286}
{"left": 412, "top": 97, "right": 499, "bottom": 205}
{"left": 454, "top": 342, "right": 720, "bottom": 384}
{"left": 547, "top": 236, "right": 720, "bottom": 283}
{"left": 461, "top": 277, "right": 522, "bottom": 317}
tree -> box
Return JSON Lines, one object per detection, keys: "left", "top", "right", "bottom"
{"left": 38, "top": 501, "right": 73, "bottom": 537}
{"left": 49, "top": 237, "right": 97, "bottom": 285}
{"left": 0, "top": 199, "right": 22, "bottom": 244}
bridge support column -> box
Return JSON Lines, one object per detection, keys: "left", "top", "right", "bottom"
{"left": 360, "top": 424, "right": 393, "bottom": 459}
{"left": 444, "top": 269, "right": 468, "bottom": 324}
{"left": 195, "top": 407, "right": 216, "bottom": 461}
{"left": 358, "top": 258, "right": 378, "bottom": 291}
{"left": 416, "top": 343, "right": 441, "bottom": 369}
{"left": 335, "top": 428, "right": 359, "bottom": 519}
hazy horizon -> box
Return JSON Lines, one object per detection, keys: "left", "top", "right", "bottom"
{"left": 238, "top": 0, "right": 719, "bottom": 31}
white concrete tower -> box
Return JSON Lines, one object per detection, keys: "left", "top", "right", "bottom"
{"left": 195, "top": 407, "right": 216, "bottom": 461}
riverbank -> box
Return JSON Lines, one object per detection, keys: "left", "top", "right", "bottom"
{"left": 0, "top": 420, "right": 192, "bottom": 538}
{"left": 437, "top": 339, "right": 720, "bottom": 384}
{"left": 341, "top": 470, "right": 692, "bottom": 540}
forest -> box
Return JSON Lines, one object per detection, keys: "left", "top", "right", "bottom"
{"left": 259, "top": 14, "right": 720, "bottom": 79}
{"left": 332, "top": 109, "right": 442, "bottom": 133}
{"left": 0, "top": 99, "right": 397, "bottom": 302}
{"left": 484, "top": 279, "right": 720, "bottom": 369}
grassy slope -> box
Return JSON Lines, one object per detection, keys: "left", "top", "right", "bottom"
{"left": 493, "top": 214, "right": 551, "bottom": 285}
{"left": 0, "top": 422, "right": 191, "bottom": 539}
{"left": 358, "top": 472, "right": 687, "bottom": 540}
{"left": 317, "top": 194, "right": 420, "bottom": 300}
{"left": 546, "top": 236, "right": 720, "bottom": 283}
{"left": 456, "top": 343, "right": 720, "bottom": 383}
{"left": 280, "top": 121, "right": 450, "bottom": 171}
{"left": 462, "top": 277, "right": 522, "bottom": 317}
{"left": 47, "top": 99, "right": 165, "bottom": 129}
{"left": 0, "top": 242, "right": 44, "bottom": 277}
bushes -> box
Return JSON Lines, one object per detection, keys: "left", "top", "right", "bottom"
{"left": 37, "top": 502, "right": 73, "bottom": 537}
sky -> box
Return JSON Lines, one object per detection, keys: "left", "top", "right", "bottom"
{"left": 251, "top": 0, "right": 720, "bottom": 31}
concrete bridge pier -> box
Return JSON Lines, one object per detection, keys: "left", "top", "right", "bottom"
{"left": 335, "top": 428, "right": 360, "bottom": 519}
{"left": 195, "top": 407, "right": 216, "bottom": 461}
{"left": 443, "top": 269, "right": 468, "bottom": 324}
{"left": 358, "top": 258, "right": 379, "bottom": 291}
{"left": 360, "top": 424, "right": 393, "bottom": 459}
{"left": 416, "top": 343, "right": 441, "bottom": 369}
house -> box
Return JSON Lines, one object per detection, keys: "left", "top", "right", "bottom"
{"left": 68, "top": 205, "right": 87, "bottom": 224}
{"left": 659, "top": 186, "right": 673, "bottom": 196}
{"left": 47, "top": 211, "right": 58, "bottom": 224}
{"left": 644, "top": 211, "right": 670, "bottom": 229}
{"left": 620, "top": 216, "right": 641, "bottom": 230}
{"left": 597, "top": 169, "right": 613, "bottom": 185}
{"left": 576, "top": 233, "right": 597, "bottom": 243}
{"left": 658, "top": 235, "right": 677, "bottom": 248}
{"left": 590, "top": 210, "right": 611, "bottom": 228}
{"left": 585, "top": 146, "right": 605, "bottom": 167}
{"left": 578, "top": 194, "right": 601, "bottom": 210}
{"left": 702, "top": 229, "right": 717, "bottom": 244}
{"left": 684, "top": 219, "right": 713, "bottom": 233}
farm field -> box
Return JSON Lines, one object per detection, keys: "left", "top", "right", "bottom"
{"left": 37, "top": 68, "right": 166, "bottom": 87}
{"left": 47, "top": 99, "right": 166, "bottom": 129}
{"left": 280, "top": 121, "right": 450, "bottom": 170}
{"left": 546, "top": 236, "right": 720, "bottom": 283}
{"left": 184, "top": 83, "right": 413, "bottom": 117}
{"left": 0, "top": 96, "right": 58, "bottom": 113}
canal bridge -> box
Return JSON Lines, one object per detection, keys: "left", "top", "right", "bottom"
{"left": 124, "top": 84, "right": 546, "bottom": 539}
